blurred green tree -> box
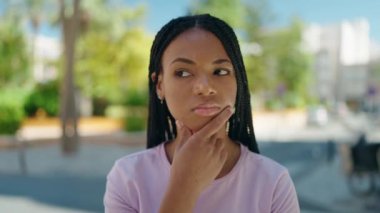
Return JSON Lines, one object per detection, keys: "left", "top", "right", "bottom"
{"left": 73, "top": 3, "right": 151, "bottom": 133}
{"left": 0, "top": 89, "right": 25, "bottom": 134}
{"left": 0, "top": 13, "right": 30, "bottom": 88}
{"left": 53, "top": 0, "right": 151, "bottom": 150}
{"left": 242, "top": 0, "right": 274, "bottom": 92}
{"left": 75, "top": 5, "right": 151, "bottom": 104}
{"left": 190, "top": 0, "right": 245, "bottom": 29}
{"left": 24, "top": 81, "right": 60, "bottom": 117}
{"left": 266, "top": 19, "right": 312, "bottom": 108}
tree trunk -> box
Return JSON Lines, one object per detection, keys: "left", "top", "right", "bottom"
{"left": 59, "top": 0, "right": 80, "bottom": 154}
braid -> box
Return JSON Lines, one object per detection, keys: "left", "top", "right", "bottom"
{"left": 147, "top": 14, "right": 259, "bottom": 153}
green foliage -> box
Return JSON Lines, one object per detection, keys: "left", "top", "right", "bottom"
{"left": 241, "top": 1, "right": 277, "bottom": 93}
{"left": 0, "top": 88, "right": 28, "bottom": 134}
{"left": 75, "top": 5, "right": 152, "bottom": 104}
{"left": 123, "top": 88, "right": 148, "bottom": 132}
{"left": 124, "top": 106, "right": 147, "bottom": 132}
{"left": 244, "top": 52, "right": 271, "bottom": 91}
{"left": 124, "top": 115, "right": 146, "bottom": 132}
{"left": 80, "top": 1, "right": 147, "bottom": 38}
{"left": 283, "top": 91, "right": 307, "bottom": 108}
{"left": 105, "top": 105, "right": 127, "bottom": 119}
{"left": 266, "top": 19, "right": 313, "bottom": 107}
{"left": 243, "top": 0, "right": 274, "bottom": 40}
{"left": 264, "top": 99, "right": 282, "bottom": 111}
{"left": 124, "top": 88, "right": 148, "bottom": 107}
{"left": 0, "top": 14, "right": 30, "bottom": 88}
{"left": 92, "top": 96, "right": 109, "bottom": 116}
{"left": 24, "top": 81, "right": 60, "bottom": 117}
{"left": 190, "top": 0, "right": 245, "bottom": 29}
{"left": 0, "top": 103, "right": 24, "bottom": 134}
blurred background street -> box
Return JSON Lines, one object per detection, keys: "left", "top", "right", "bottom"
{"left": 1, "top": 0, "right": 380, "bottom": 212}
{"left": 1, "top": 111, "right": 380, "bottom": 212}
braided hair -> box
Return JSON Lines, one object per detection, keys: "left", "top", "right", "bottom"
{"left": 147, "top": 14, "right": 259, "bottom": 153}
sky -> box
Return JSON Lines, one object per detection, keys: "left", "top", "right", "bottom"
{"left": 1, "top": 0, "right": 379, "bottom": 42}
{"left": 266, "top": 0, "right": 380, "bottom": 41}
{"left": 129, "top": 0, "right": 380, "bottom": 42}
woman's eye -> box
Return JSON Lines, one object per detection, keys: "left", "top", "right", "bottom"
{"left": 175, "top": 70, "right": 191, "bottom": 77}
{"left": 214, "top": 69, "right": 230, "bottom": 76}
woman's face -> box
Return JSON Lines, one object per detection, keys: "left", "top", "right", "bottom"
{"left": 155, "top": 28, "right": 237, "bottom": 132}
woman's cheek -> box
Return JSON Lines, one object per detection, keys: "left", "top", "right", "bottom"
{"left": 165, "top": 98, "right": 183, "bottom": 119}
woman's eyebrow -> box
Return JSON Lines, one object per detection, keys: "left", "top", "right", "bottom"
{"left": 170, "top": 57, "right": 195, "bottom": 65}
{"left": 213, "top": 59, "right": 231, "bottom": 64}
{"left": 170, "top": 58, "right": 231, "bottom": 65}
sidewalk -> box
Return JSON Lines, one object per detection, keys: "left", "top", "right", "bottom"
{"left": 3, "top": 110, "right": 379, "bottom": 147}
{"left": 0, "top": 117, "right": 144, "bottom": 149}
{"left": 0, "top": 195, "right": 91, "bottom": 213}
{"left": 254, "top": 110, "right": 380, "bottom": 143}
{"left": 1, "top": 111, "right": 380, "bottom": 212}
{"left": 2, "top": 141, "right": 379, "bottom": 212}
{"left": 292, "top": 155, "right": 380, "bottom": 213}
{"left": 295, "top": 158, "right": 380, "bottom": 213}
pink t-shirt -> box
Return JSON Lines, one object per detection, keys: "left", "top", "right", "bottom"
{"left": 104, "top": 143, "right": 300, "bottom": 213}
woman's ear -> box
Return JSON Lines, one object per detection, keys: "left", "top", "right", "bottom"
{"left": 151, "top": 72, "right": 164, "bottom": 99}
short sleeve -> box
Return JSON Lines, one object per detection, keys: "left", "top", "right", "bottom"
{"left": 104, "top": 161, "right": 139, "bottom": 213}
{"left": 271, "top": 170, "right": 300, "bottom": 213}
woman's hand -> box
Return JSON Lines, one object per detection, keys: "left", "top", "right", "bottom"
{"left": 159, "top": 106, "right": 233, "bottom": 213}
{"left": 171, "top": 105, "right": 233, "bottom": 192}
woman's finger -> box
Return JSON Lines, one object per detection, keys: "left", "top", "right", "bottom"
{"left": 214, "top": 138, "right": 224, "bottom": 153}
{"left": 194, "top": 106, "right": 233, "bottom": 139}
{"left": 175, "top": 120, "right": 192, "bottom": 151}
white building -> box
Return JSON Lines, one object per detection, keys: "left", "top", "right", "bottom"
{"left": 303, "top": 18, "right": 371, "bottom": 109}
{"left": 368, "top": 40, "right": 380, "bottom": 112}
{"left": 30, "top": 35, "right": 61, "bottom": 83}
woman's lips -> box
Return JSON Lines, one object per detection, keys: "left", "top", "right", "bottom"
{"left": 193, "top": 106, "right": 221, "bottom": 117}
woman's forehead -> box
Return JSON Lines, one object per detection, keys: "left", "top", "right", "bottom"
{"left": 162, "top": 28, "right": 231, "bottom": 64}
{"left": 174, "top": 28, "right": 216, "bottom": 42}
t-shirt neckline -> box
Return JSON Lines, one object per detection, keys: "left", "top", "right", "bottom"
{"left": 159, "top": 141, "right": 247, "bottom": 185}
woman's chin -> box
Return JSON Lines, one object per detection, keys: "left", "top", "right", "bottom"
{"left": 185, "top": 119, "right": 213, "bottom": 133}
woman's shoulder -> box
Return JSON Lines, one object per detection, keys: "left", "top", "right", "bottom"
{"left": 241, "top": 145, "right": 289, "bottom": 179}
{"left": 116, "top": 144, "right": 162, "bottom": 164}
{"left": 241, "top": 146, "right": 300, "bottom": 212}
{"left": 110, "top": 144, "right": 165, "bottom": 177}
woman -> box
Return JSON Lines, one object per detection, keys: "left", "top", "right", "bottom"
{"left": 104, "top": 14, "right": 300, "bottom": 213}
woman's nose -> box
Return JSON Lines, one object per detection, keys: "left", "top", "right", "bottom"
{"left": 193, "top": 76, "right": 216, "bottom": 96}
